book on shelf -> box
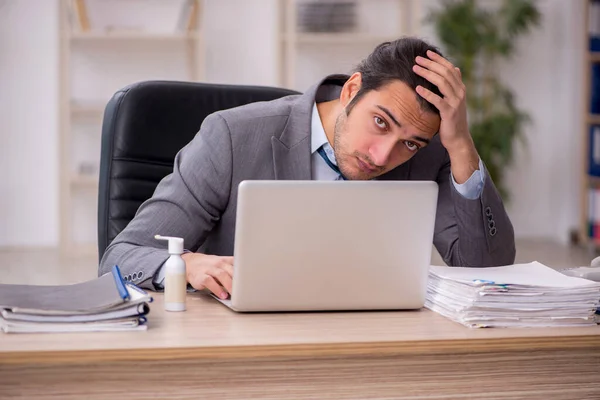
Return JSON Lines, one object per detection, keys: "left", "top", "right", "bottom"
{"left": 591, "top": 2, "right": 600, "bottom": 113}
{"left": 591, "top": 0, "right": 600, "bottom": 52}
{"left": 588, "top": 186, "right": 600, "bottom": 243}
{"left": 588, "top": 125, "right": 600, "bottom": 241}
{"left": 591, "top": 64, "right": 600, "bottom": 115}
{"left": 588, "top": 125, "right": 600, "bottom": 177}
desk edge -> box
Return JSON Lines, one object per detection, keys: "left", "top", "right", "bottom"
{"left": 2, "top": 335, "right": 600, "bottom": 365}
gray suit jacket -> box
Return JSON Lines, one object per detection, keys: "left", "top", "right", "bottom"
{"left": 99, "top": 75, "right": 516, "bottom": 289}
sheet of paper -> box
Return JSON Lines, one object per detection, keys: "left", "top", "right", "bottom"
{"left": 429, "top": 261, "right": 600, "bottom": 288}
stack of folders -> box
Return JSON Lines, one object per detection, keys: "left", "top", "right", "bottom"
{"left": 425, "top": 261, "right": 600, "bottom": 328}
{"left": 0, "top": 266, "right": 152, "bottom": 333}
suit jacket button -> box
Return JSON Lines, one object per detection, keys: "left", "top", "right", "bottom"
{"left": 489, "top": 226, "right": 497, "bottom": 236}
{"left": 485, "top": 206, "right": 492, "bottom": 216}
{"left": 488, "top": 220, "right": 495, "bottom": 229}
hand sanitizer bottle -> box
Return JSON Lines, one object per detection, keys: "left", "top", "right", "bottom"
{"left": 155, "top": 235, "right": 186, "bottom": 311}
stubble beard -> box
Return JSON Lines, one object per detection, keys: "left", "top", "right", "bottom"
{"left": 333, "top": 112, "right": 377, "bottom": 181}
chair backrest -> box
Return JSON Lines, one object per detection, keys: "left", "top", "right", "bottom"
{"left": 97, "top": 80, "right": 300, "bottom": 261}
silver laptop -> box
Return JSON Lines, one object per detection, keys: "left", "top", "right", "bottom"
{"left": 212, "top": 180, "right": 439, "bottom": 312}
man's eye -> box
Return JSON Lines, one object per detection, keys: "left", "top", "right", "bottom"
{"left": 374, "top": 116, "right": 386, "bottom": 129}
{"left": 405, "top": 141, "right": 419, "bottom": 152}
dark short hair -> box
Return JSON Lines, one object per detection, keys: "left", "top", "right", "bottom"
{"left": 347, "top": 37, "right": 444, "bottom": 116}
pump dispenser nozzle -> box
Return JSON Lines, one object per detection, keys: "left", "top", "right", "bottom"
{"left": 154, "top": 235, "right": 184, "bottom": 255}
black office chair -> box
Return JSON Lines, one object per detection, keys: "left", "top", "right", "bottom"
{"left": 97, "top": 80, "right": 300, "bottom": 262}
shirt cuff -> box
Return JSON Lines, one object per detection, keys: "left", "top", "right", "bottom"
{"left": 153, "top": 262, "right": 167, "bottom": 289}
{"left": 450, "top": 158, "right": 485, "bottom": 200}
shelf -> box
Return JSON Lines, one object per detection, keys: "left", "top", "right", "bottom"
{"left": 285, "top": 33, "right": 399, "bottom": 45}
{"left": 66, "top": 242, "right": 98, "bottom": 258}
{"left": 70, "top": 31, "right": 199, "bottom": 41}
{"left": 71, "top": 101, "right": 106, "bottom": 116}
{"left": 70, "top": 174, "right": 99, "bottom": 188}
{"left": 590, "top": 52, "right": 600, "bottom": 63}
{"left": 589, "top": 114, "right": 600, "bottom": 124}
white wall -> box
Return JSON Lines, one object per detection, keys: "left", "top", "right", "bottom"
{"left": 0, "top": 0, "right": 59, "bottom": 247}
{"left": 203, "top": 0, "right": 279, "bottom": 86}
{"left": 0, "top": 0, "right": 588, "bottom": 247}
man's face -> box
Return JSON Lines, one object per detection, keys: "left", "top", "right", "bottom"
{"left": 333, "top": 75, "right": 441, "bottom": 180}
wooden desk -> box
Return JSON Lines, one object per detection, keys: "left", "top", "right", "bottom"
{"left": 1, "top": 293, "right": 599, "bottom": 399}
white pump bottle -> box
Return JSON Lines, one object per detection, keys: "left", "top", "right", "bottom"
{"left": 155, "top": 235, "right": 187, "bottom": 311}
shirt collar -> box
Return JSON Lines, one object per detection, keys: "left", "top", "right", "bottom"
{"left": 310, "top": 102, "right": 329, "bottom": 154}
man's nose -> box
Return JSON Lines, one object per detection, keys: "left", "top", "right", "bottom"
{"left": 369, "top": 140, "right": 395, "bottom": 167}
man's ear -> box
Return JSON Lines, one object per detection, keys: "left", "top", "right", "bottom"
{"left": 340, "top": 72, "right": 362, "bottom": 107}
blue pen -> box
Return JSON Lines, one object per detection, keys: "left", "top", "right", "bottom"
{"left": 111, "top": 265, "right": 130, "bottom": 300}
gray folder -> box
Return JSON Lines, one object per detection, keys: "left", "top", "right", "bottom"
{"left": 0, "top": 268, "right": 126, "bottom": 313}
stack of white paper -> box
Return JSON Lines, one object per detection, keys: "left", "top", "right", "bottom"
{"left": 425, "top": 261, "right": 600, "bottom": 328}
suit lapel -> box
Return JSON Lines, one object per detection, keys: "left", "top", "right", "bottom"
{"left": 271, "top": 136, "right": 311, "bottom": 180}
{"left": 271, "top": 74, "right": 349, "bottom": 181}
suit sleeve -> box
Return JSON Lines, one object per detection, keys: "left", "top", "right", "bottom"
{"left": 98, "top": 113, "right": 233, "bottom": 289}
{"left": 433, "top": 153, "right": 516, "bottom": 267}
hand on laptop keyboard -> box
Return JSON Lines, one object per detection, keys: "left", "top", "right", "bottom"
{"left": 182, "top": 253, "right": 233, "bottom": 300}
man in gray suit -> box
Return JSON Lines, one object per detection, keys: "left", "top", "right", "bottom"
{"left": 99, "top": 37, "right": 515, "bottom": 298}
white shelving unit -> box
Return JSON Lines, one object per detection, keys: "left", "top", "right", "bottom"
{"left": 278, "top": 0, "right": 422, "bottom": 91}
{"left": 58, "top": 0, "right": 204, "bottom": 257}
